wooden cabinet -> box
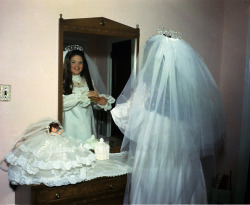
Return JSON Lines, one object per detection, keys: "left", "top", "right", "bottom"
{"left": 15, "top": 174, "right": 127, "bottom": 204}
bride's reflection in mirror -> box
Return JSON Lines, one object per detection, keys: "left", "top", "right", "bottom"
{"left": 62, "top": 45, "right": 115, "bottom": 144}
{"left": 61, "top": 33, "right": 137, "bottom": 146}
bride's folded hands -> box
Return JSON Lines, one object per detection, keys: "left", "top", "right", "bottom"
{"left": 87, "top": 90, "right": 99, "bottom": 98}
{"left": 88, "top": 91, "right": 100, "bottom": 103}
{"left": 97, "top": 97, "right": 107, "bottom": 105}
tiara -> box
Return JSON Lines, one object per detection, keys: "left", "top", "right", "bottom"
{"left": 65, "top": 45, "right": 84, "bottom": 52}
{"left": 158, "top": 28, "right": 182, "bottom": 39}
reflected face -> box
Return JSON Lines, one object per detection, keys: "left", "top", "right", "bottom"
{"left": 70, "top": 55, "right": 83, "bottom": 75}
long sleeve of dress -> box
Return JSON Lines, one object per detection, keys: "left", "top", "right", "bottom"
{"left": 111, "top": 98, "right": 133, "bottom": 132}
{"left": 91, "top": 80, "right": 115, "bottom": 111}
{"left": 63, "top": 93, "right": 91, "bottom": 111}
{"left": 96, "top": 94, "right": 115, "bottom": 111}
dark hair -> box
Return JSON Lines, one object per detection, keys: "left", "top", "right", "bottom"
{"left": 49, "top": 122, "right": 59, "bottom": 132}
{"left": 63, "top": 50, "right": 94, "bottom": 95}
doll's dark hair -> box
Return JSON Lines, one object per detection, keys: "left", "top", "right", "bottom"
{"left": 49, "top": 122, "right": 59, "bottom": 132}
{"left": 63, "top": 50, "right": 94, "bottom": 95}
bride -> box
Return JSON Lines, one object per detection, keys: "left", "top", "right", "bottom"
{"left": 111, "top": 33, "right": 226, "bottom": 204}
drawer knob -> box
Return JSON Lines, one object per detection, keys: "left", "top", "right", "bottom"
{"left": 110, "top": 184, "right": 114, "bottom": 190}
{"left": 55, "top": 193, "right": 60, "bottom": 199}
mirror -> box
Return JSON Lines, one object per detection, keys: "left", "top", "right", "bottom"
{"left": 58, "top": 15, "right": 140, "bottom": 143}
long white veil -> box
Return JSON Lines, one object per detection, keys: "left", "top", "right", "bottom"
{"left": 111, "top": 34, "right": 226, "bottom": 204}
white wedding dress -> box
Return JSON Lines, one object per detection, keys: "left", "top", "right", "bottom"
{"left": 63, "top": 75, "right": 115, "bottom": 143}
{"left": 4, "top": 119, "right": 96, "bottom": 187}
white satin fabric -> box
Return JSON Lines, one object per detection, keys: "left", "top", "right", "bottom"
{"left": 4, "top": 119, "right": 96, "bottom": 187}
{"left": 111, "top": 34, "right": 226, "bottom": 204}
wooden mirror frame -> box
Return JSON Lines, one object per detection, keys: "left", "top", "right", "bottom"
{"left": 58, "top": 15, "right": 140, "bottom": 122}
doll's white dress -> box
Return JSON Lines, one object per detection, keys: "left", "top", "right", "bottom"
{"left": 63, "top": 75, "right": 115, "bottom": 143}
{"left": 5, "top": 126, "right": 96, "bottom": 187}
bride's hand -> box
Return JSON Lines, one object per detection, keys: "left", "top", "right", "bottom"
{"left": 97, "top": 97, "right": 107, "bottom": 105}
{"left": 87, "top": 90, "right": 99, "bottom": 98}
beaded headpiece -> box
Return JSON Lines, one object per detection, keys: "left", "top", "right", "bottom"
{"left": 158, "top": 28, "right": 182, "bottom": 39}
{"left": 65, "top": 45, "right": 84, "bottom": 52}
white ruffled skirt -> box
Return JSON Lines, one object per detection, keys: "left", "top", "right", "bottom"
{"left": 5, "top": 133, "right": 96, "bottom": 187}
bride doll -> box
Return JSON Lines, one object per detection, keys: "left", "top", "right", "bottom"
{"left": 1, "top": 118, "right": 96, "bottom": 187}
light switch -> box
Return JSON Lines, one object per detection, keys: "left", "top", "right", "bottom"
{"left": 0, "top": 84, "right": 11, "bottom": 101}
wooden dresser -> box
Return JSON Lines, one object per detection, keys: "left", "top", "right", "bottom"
{"left": 15, "top": 174, "right": 127, "bottom": 204}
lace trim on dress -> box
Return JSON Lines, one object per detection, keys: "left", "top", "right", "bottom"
{"left": 80, "top": 95, "right": 91, "bottom": 107}
{"left": 5, "top": 151, "right": 96, "bottom": 175}
{"left": 73, "top": 75, "right": 87, "bottom": 88}
{"left": 8, "top": 165, "right": 93, "bottom": 187}
{"left": 7, "top": 152, "right": 130, "bottom": 187}
{"left": 72, "top": 74, "right": 82, "bottom": 82}
{"left": 97, "top": 94, "right": 115, "bottom": 111}
{"left": 72, "top": 82, "right": 89, "bottom": 94}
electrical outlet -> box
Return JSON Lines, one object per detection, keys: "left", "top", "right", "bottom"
{"left": 0, "top": 84, "right": 11, "bottom": 101}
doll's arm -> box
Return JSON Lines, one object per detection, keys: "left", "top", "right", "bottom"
{"left": 58, "top": 129, "right": 64, "bottom": 135}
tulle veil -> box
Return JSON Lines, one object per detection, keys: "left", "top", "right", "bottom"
{"left": 111, "top": 34, "right": 226, "bottom": 204}
{"left": 0, "top": 118, "right": 62, "bottom": 172}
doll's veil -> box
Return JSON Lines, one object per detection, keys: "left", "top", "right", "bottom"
{"left": 11, "top": 118, "right": 63, "bottom": 150}
{"left": 0, "top": 118, "right": 62, "bottom": 171}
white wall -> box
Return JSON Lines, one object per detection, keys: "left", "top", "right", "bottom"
{"left": 219, "top": 0, "right": 249, "bottom": 200}
{"left": 0, "top": 0, "right": 248, "bottom": 203}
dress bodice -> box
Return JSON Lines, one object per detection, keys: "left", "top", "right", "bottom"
{"left": 72, "top": 75, "right": 90, "bottom": 95}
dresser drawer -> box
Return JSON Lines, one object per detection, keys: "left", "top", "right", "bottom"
{"left": 16, "top": 175, "right": 127, "bottom": 204}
